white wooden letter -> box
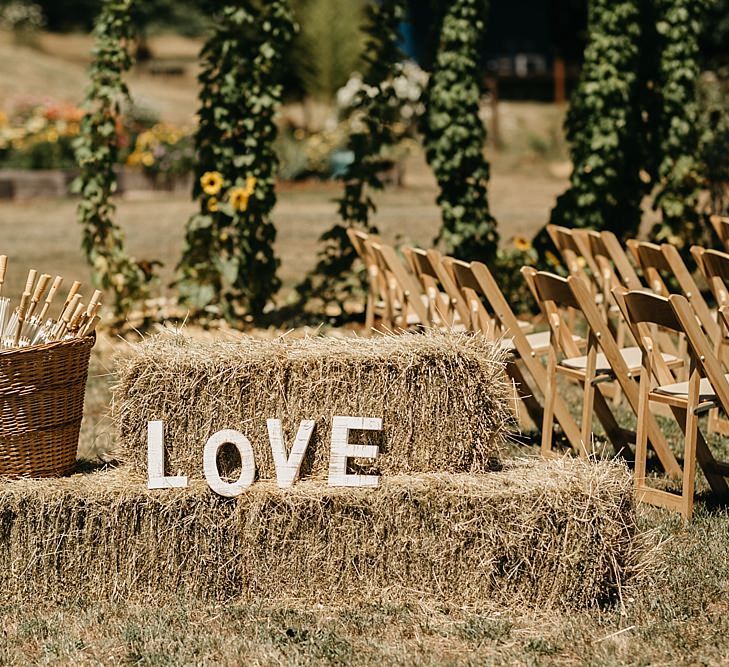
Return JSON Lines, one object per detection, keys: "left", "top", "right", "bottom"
{"left": 203, "top": 429, "right": 256, "bottom": 498}
{"left": 267, "top": 419, "right": 315, "bottom": 488}
{"left": 147, "top": 420, "right": 188, "bottom": 490}
{"left": 327, "top": 416, "right": 383, "bottom": 488}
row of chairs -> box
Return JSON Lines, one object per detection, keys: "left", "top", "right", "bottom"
{"left": 348, "top": 218, "right": 729, "bottom": 519}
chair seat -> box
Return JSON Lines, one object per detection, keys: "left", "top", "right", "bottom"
{"left": 561, "top": 346, "right": 679, "bottom": 374}
{"left": 654, "top": 375, "right": 729, "bottom": 400}
{"left": 501, "top": 330, "right": 581, "bottom": 354}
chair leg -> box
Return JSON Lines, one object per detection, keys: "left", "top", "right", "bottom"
{"left": 580, "top": 338, "right": 598, "bottom": 458}
{"left": 541, "top": 347, "right": 558, "bottom": 457}
{"left": 681, "top": 365, "right": 701, "bottom": 520}
{"left": 634, "top": 373, "right": 651, "bottom": 496}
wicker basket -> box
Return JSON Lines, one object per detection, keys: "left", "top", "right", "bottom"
{"left": 0, "top": 335, "right": 95, "bottom": 479}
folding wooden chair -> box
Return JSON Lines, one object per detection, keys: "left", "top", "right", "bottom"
{"left": 447, "top": 258, "right": 585, "bottom": 453}
{"left": 525, "top": 268, "right": 682, "bottom": 469}
{"left": 689, "top": 246, "right": 729, "bottom": 435}
{"left": 346, "top": 228, "right": 387, "bottom": 332}
{"left": 402, "top": 247, "right": 470, "bottom": 328}
{"left": 614, "top": 288, "right": 729, "bottom": 518}
{"left": 627, "top": 240, "right": 718, "bottom": 339}
{"left": 364, "top": 240, "right": 430, "bottom": 329}
{"left": 627, "top": 240, "right": 720, "bottom": 374}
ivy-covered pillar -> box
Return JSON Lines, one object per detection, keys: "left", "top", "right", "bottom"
{"left": 176, "top": 1, "right": 296, "bottom": 322}
{"left": 549, "top": 0, "right": 645, "bottom": 238}
{"left": 650, "top": 0, "right": 710, "bottom": 249}
{"left": 423, "top": 0, "right": 498, "bottom": 264}
{"left": 73, "top": 0, "right": 154, "bottom": 319}
{"left": 295, "top": 0, "right": 408, "bottom": 313}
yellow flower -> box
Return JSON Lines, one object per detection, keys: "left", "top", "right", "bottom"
{"left": 513, "top": 235, "right": 532, "bottom": 252}
{"left": 201, "top": 171, "right": 224, "bottom": 196}
{"left": 244, "top": 176, "right": 256, "bottom": 195}
{"left": 141, "top": 152, "right": 155, "bottom": 167}
{"left": 207, "top": 197, "right": 219, "bottom": 212}
{"left": 229, "top": 187, "right": 250, "bottom": 212}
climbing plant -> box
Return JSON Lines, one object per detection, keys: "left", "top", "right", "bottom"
{"left": 549, "top": 0, "right": 645, "bottom": 239}
{"left": 650, "top": 0, "right": 711, "bottom": 249}
{"left": 176, "top": 1, "right": 296, "bottom": 321}
{"left": 295, "top": 0, "right": 408, "bottom": 313}
{"left": 423, "top": 0, "right": 497, "bottom": 263}
{"left": 73, "top": 0, "right": 155, "bottom": 319}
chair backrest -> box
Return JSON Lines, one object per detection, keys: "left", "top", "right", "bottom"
{"left": 710, "top": 215, "right": 729, "bottom": 252}
{"left": 526, "top": 269, "right": 584, "bottom": 359}
{"left": 591, "top": 231, "right": 644, "bottom": 291}
{"left": 630, "top": 240, "right": 719, "bottom": 344}
{"left": 694, "top": 247, "right": 729, "bottom": 308}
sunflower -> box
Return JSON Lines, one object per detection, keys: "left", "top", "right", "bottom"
{"left": 513, "top": 235, "right": 532, "bottom": 252}
{"left": 207, "top": 197, "right": 219, "bottom": 213}
{"left": 201, "top": 171, "right": 224, "bottom": 196}
{"left": 229, "top": 187, "right": 250, "bottom": 212}
{"left": 244, "top": 176, "right": 256, "bottom": 195}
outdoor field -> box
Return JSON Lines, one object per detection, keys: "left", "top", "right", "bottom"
{"left": 2, "top": 1, "right": 729, "bottom": 665}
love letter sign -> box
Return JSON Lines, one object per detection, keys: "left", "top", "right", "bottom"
{"left": 147, "top": 416, "right": 383, "bottom": 497}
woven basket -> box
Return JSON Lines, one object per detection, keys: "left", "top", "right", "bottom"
{"left": 0, "top": 335, "right": 94, "bottom": 479}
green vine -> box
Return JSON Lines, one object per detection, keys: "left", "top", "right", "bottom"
{"left": 73, "top": 0, "right": 154, "bottom": 319}
{"left": 423, "top": 0, "right": 498, "bottom": 263}
{"left": 176, "top": 1, "right": 296, "bottom": 322}
{"left": 295, "top": 0, "right": 408, "bottom": 313}
{"left": 650, "top": 0, "right": 710, "bottom": 248}
{"left": 549, "top": 0, "right": 644, "bottom": 239}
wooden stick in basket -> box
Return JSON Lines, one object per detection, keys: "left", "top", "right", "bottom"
{"left": 53, "top": 294, "right": 81, "bottom": 341}
{"left": 67, "top": 301, "right": 87, "bottom": 336}
{"left": 76, "top": 290, "right": 102, "bottom": 336}
{"left": 81, "top": 315, "right": 101, "bottom": 337}
{"left": 23, "top": 269, "right": 38, "bottom": 297}
{"left": 14, "top": 292, "right": 30, "bottom": 347}
{"left": 26, "top": 273, "right": 51, "bottom": 321}
{"left": 0, "top": 255, "right": 7, "bottom": 296}
{"left": 37, "top": 275, "right": 63, "bottom": 322}
{"left": 61, "top": 281, "right": 82, "bottom": 315}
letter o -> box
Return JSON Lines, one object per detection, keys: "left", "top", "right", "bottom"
{"left": 203, "top": 429, "right": 256, "bottom": 497}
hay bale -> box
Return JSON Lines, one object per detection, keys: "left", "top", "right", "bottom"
{"left": 113, "top": 332, "right": 513, "bottom": 478}
{"left": 0, "top": 459, "right": 647, "bottom": 610}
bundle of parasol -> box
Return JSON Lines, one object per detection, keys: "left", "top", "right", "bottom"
{"left": 0, "top": 255, "right": 101, "bottom": 350}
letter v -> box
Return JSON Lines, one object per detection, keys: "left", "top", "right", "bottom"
{"left": 267, "top": 419, "right": 315, "bottom": 488}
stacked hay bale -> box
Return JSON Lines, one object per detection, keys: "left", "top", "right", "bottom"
{"left": 0, "top": 331, "right": 649, "bottom": 609}
{"left": 113, "top": 331, "right": 514, "bottom": 476}
{"left": 0, "top": 460, "right": 642, "bottom": 609}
